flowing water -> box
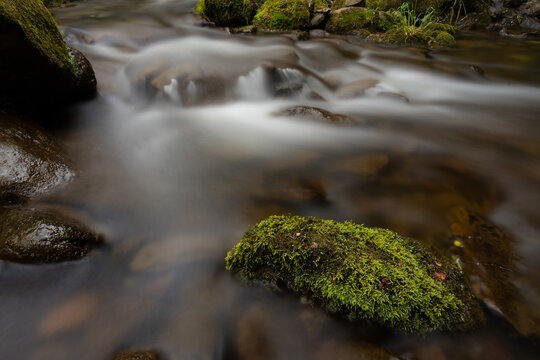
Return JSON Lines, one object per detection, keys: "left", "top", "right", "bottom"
{"left": 2, "top": 0, "right": 540, "bottom": 359}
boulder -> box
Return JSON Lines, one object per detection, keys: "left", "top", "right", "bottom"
{"left": 0, "top": 113, "right": 75, "bottom": 203}
{"left": 0, "top": 207, "right": 102, "bottom": 264}
{"left": 253, "top": 0, "right": 311, "bottom": 30}
{"left": 0, "top": 0, "right": 96, "bottom": 111}
{"left": 226, "top": 215, "right": 484, "bottom": 332}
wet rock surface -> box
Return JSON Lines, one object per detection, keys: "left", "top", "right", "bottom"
{"left": 0, "top": 114, "right": 75, "bottom": 202}
{"left": 448, "top": 207, "right": 540, "bottom": 337}
{"left": 275, "top": 105, "right": 356, "bottom": 124}
{"left": 0, "top": 207, "right": 102, "bottom": 264}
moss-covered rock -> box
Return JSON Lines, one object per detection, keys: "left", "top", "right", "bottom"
{"left": 253, "top": 0, "right": 311, "bottom": 30}
{"left": 0, "top": 207, "right": 102, "bottom": 264}
{"left": 226, "top": 215, "right": 483, "bottom": 332}
{"left": 196, "top": 0, "right": 264, "bottom": 26}
{"left": 0, "top": 0, "right": 95, "bottom": 111}
{"left": 325, "top": 8, "right": 393, "bottom": 34}
{"left": 374, "top": 26, "right": 455, "bottom": 47}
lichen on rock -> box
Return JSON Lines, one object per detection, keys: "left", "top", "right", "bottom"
{"left": 226, "top": 215, "right": 483, "bottom": 332}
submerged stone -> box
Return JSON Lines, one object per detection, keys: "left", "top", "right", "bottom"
{"left": 448, "top": 207, "right": 540, "bottom": 337}
{"left": 226, "top": 215, "right": 483, "bottom": 332}
{"left": 0, "top": 114, "right": 75, "bottom": 203}
{"left": 275, "top": 105, "right": 356, "bottom": 124}
{"left": 111, "top": 350, "right": 160, "bottom": 360}
{"left": 0, "top": 208, "right": 102, "bottom": 264}
{"left": 0, "top": 0, "right": 96, "bottom": 111}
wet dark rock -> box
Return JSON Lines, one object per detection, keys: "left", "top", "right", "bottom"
{"left": 0, "top": 0, "right": 97, "bottom": 111}
{"left": 0, "top": 207, "right": 102, "bottom": 264}
{"left": 519, "top": 0, "right": 540, "bottom": 17}
{"left": 310, "top": 13, "right": 329, "bottom": 28}
{"left": 0, "top": 114, "right": 75, "bottom": 202}
{"left": 69, "top": 47, "right": 98, "bottom": 100}
{"left": 275, "top": 105, "right": 356, "bottom": 124}
{"left": 111, "top": 350, "right": 160, "bottom": 360}
{"left": 447, "top": 207, "right": 540, "bottom": 337}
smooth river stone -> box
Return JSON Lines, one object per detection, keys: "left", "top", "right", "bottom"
{"left": 0, "top": 114, "right": 75, "bottom": 203}
{"left": 0, "top": 207, "right": 102, "bottom": 264}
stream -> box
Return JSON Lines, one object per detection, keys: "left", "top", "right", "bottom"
{"left": 1, "top": 0, "right": 540, "bottom": 359}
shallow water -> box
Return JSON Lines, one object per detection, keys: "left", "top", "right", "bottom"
{"left": 2, "top": 0, "right": 540, "bottom": 359}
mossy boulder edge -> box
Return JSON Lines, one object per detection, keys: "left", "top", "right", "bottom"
{"left": 226, "top": 215, "right": 483, "bottom": 332}
{"left": 0, "top": 0, "right": 96, "bottom": 111}
{"left": 195, "top": 0, "right": 458, "bottom": 47}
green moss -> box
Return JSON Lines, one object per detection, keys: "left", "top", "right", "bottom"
{"left": 325, "top": 8, "right": 390, "bottom": 34}
{"left": 331, "top": 0, "right": 346, "bottom": 10}
{"left": 433, "top": 30, "right": 455, "bottom": 46}
{"left": 375, "top": 26, "right": 455, "bottom": 47}
{"left": 0, "top": 0, "right": 75, "bottom": 75}
{"left": 226, "top": 215, "right": 483, "bottom": 332}
{"left": 253, "top": 0, "right": 311, "bottom": 30}
{"left": 199, "top": 0, "right": 264, "bottom": 26}
{"left": 195, "top": 0, "right": 205, "bottom": 14}
{"left": 312, "top": 0, "right": 329, "bottom": 12}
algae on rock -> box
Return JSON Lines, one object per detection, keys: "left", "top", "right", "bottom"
{"left": 226, "top": 215, "right": 483, "bottom": 332}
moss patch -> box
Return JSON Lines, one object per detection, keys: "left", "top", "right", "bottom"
{"left": 325, "top": 8, "right": 393, "bottom": 34}
{"left": 198, "top": 0, "right": 265, "bottom": 26}
{"left": 0, "top": 0, "right": 74, "bottom": 75}
{"left": 253, "top": 0, "right": 311, "bottom": 30}
{"left": 226, "top": 215, "right": 483, "bottom": 332}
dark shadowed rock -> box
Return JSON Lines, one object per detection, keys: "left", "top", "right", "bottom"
{"left": 0, "top": 207, "right": 102, "bottom": 264}
{"left": 0, "top": 114, "right": 75, "bottom": 203}
{"left": 0, "top": 0, "right": 96, "bottom": 111}
{"left": 69, "top": 46, "right": 97, "bottom": 101}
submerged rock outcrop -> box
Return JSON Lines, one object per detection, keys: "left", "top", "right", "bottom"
{"left": 226, "top": 215, "right": 484, "bottom": 332}
{"left": 0, "top": 0, "right": 96, "bottom": 111}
